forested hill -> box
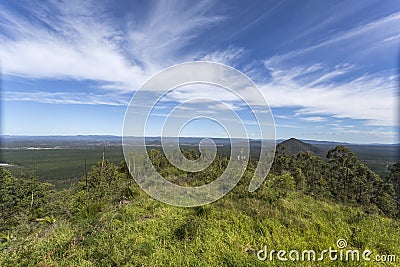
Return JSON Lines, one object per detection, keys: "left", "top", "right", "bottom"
{"left": 280, "top": 138, "right": 323, "bottom": 156}
{"left": 278, "top": 138, "right": 398, "bottom": 178}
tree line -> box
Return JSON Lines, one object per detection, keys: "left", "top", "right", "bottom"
{"left": 271, "top": 144, "right": 400, "bottom": 217}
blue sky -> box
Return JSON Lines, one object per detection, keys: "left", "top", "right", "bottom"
{"left": 0, "top": 0, "right": 399, "bottom": 143}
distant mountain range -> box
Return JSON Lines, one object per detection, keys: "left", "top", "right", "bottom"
{"left": 1, "top": 135, "right": 398, "bottom": 147}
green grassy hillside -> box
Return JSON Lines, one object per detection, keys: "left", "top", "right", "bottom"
{"left": 1, "top": 188, "right": 398, "bottom": 266}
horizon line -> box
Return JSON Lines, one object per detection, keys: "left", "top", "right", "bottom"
{"left": 1, "top": 134, "right": 399, "bottom": 145}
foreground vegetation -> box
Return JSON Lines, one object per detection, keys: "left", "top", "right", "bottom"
{"left": 0, "top": 145, "right": 399, "bottom": 266}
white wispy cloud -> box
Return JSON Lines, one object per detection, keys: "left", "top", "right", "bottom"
{"left": 1, "top": 1, "right": 398, "bottom": 135}
{"left": 264, "top": 11, "right": 400, "bottom": 67}
{"left": 2, "top": 91, "right": 130, "bottom": 106}
{"left": 257, "top": 65, "right": 398, "bottom": 127}
{"left": 383, "top": 33, "right": 400, "bottom": 43}
{"left": 246, "top": 12, "right": 400, "bottom": 129}
{"left": 274, "top": 115, "right": 290, "bottom": 119}
{"left": 299, "top": 116, "right": 327, "bottom": 122}
{"left": 0, "top": 0, "right": 225, "bottom": 91}
{"left": 310, "top": 128, "right": 398, "bottom": 138}
{"left": 198, "top": 47, "right": 247, "bottom": 66}
{"left": 127, "top": 0, "right": 225, "bottom": 72}
{"left": 305, "top": 64, "right": 354, "bottom": 87}
{"left": 0, "top": 1, "right": 146, "bottom": 90}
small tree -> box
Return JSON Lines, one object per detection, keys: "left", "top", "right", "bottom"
{"left": 326, "top": 146, "right": 359, "bottom": 201}
{"left": 271, "top": 144, "right": 292, "bottom": 175}
{"left": 296, "top": 151, "right": 328, "bottom": 198}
